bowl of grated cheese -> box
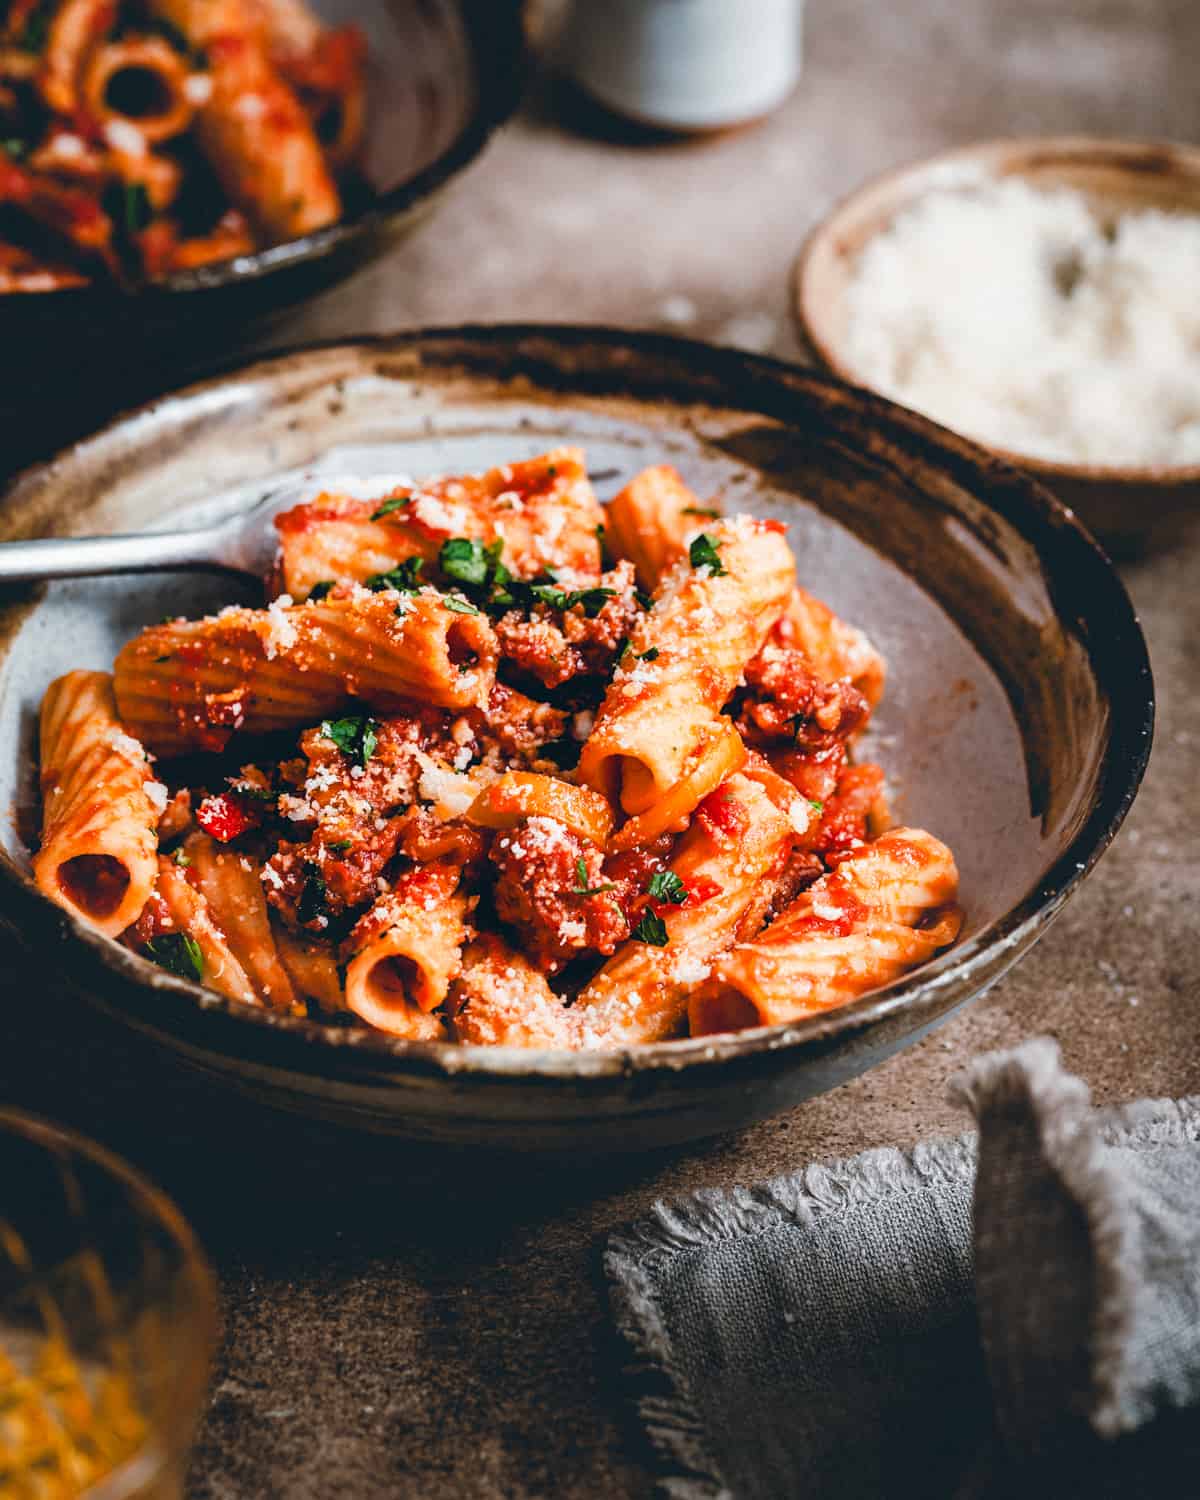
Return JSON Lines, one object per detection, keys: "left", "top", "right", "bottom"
{"left": 794, "top": 137, "right": 1200, "bottom": 554}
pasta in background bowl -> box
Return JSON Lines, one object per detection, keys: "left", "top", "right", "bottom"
{"left": 0, "top": 0, "right": 522, "bottom": 393}
{"left": 0, "top": 328, "right": 1153, "bottom": 1151}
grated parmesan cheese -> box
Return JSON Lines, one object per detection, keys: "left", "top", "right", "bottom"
{"left": 107, "top": 729, "right": 146, "bottom": 762}
{"left": 144, "top": 780, "right": 168, "bottom": 813}
{"left": 263, "top": 595, "right": 297, "bottom": 659}
{"left": 842, "top": 179, "right": 1200, "bottom": 466}
{"left": 104, "top": 119, "right": 145, "bottom": 156}
{"left": 183, "top": 73, "right": 213, "bottom": 105}
{"left": 671, "top": 954, "right": 711, "bottom": 986}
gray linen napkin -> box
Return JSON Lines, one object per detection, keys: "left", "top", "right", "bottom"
{"left": 605, "top": 1040, "right": 1200, "bottom": 1499}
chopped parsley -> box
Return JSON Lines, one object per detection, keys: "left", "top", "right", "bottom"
{"left": 442, "top": 594, "right": 480, "bottom": 615}
{"left": 809, "top": 799, "right": 824, "bottom": 815}
{"left": 320, "top": 714, "right": 379, "bottom": 767}
{"left": 2, "top": 139, "right": 27, "bottom": 161}
{"left": 631, "top": 912, "right": 669, "bottom": 947}
{"left": 307, "top": 580, "right": 335, "bottom": 601}
{"left": 688, "top": 533, "right": 727, "bottom": 576}
{"left": 121, "top": 181, "right": 153, "bottom": 235}
{"left": 365, "top": 557, "right": 424, "bottom": 592}
{"left": 17, "top": 2, "right": 52, "bottom": 52}
{"left": 682, "top": 506, "right": 721, "bottom": 518}
{"left": 637, "top": 647, "right": 660, "bottom": 662}
{"left": 370, "top": 494, "right": 411, "bottom": 521}
{"left": 646, "top": 870, "right": 687, "bottom": 906}
{"left": 297, "top": 866, "right": 327, "bottom": 925}
{"left": 568, "top": 856, "right": 615, "bottom": 897}
{"left": 594, "top": 522, "right": 606, "bottom": 541}
{"left": 145, "top": 932, "right": 204, "bottom": 981}
{"left": 172, "top": 847, "right": 192, "bottom": 868}
{"left": 328, "top": 839, "right": 353, "bottom": 853}
{"left": 635, "top": 589, "right": 654, "bottom": 610}
{"left": 615, "top": 638, "right": 631, "bottom": 664}
{"left": 440, "top": 537, "right": 492, "bottom": 587}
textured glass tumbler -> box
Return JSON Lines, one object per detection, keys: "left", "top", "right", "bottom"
{"left": 0, "top": 1111, "right": 218, "bottom": 1500}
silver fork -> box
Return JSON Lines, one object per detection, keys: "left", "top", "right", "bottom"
{"left": 0, "top": 472, "right": 413, "bottom": 586}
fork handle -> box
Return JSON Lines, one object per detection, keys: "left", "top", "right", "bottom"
{"left": 0, "top": 528, "right": 222, "bottom": 584}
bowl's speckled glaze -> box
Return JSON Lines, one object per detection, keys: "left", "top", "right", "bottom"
{"left": 0, "top": 328, "right": 1153, "bottom": 1149}
{"left": 794, "top": 136, "right": 1200, "bottom": 556}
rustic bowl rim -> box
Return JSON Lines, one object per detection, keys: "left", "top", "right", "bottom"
{"left": 793, "top": 134, "right": 1200, "bottom": 488}
{"left": 0, "top": 324, "right": 1155, "bottom": 1083}
{"left": 0, "top": 0, "right": 525, "bottom": 302}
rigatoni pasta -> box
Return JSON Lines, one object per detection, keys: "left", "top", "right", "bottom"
{"left": 34, "top": 670, "right": 162, "bottom": 937}
{"left": 0, "top": 0, "right": 366, "bottom": 289}
{"left": 33, "top": 448, "right": 961, "bottom": 1049}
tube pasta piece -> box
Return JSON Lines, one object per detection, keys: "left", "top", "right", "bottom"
{"left": 245, "top": 0, "right": 322, "bottom": 56}
{"left": 607, "top": 717, "right": 747, "bottom": 852}
{"left": 274, "top": 448, "right": 604, "bottom": 601}
{"left": 113, "top": 588, "right": 498, "bottom": 756}
{"left": 82, "top": 35, "right": 197, "bottom": 146}
{"left": 453, "top": 775, "right": 793, "bottom": 1048}
{"left": 466, "top": 773, "right": 614, "bottom": 848}
{"left": 155, "top": 853, "right": 257, "bottom": 1004}
{"left": 689, "top": 828, "right": 962, "bottom": 1036}
{"left": 578, "top": 516, "right": 794, "bottom": 816}
{"left": 147, "top": 0, "right": 340, "bottom": 240}
{"left": 570, "top": 776, "right": 793, "bottom": 1046}
{"left": 450, "top": 935, "right": 568, "bottom": 1048}
{"left": 777, "top": 586, "right": 886, "bottom": 710}
{"left": 34, "top": 671, "right": 161, "bottom": 938}
{"left": 274, "top": 924, "right": 343, "bottom": 1013}
{"left": 183, "top": 832, "right": 300, "bottom": 1011}
{"left": 343, "top": 865, "right": 469, "bottom": 1039}
{"left": 40, "top": 0, "right": 117, "bottom": 115}
{"left": 604, "top": 465, "right": 719, "bottom": 591}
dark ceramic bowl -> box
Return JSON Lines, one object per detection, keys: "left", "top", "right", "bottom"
{"left": 0, "top": 328, "right": 1153, "bottom": 1150}
{"left": 794, "top": 137, "right": 1200, "bottom": 556}
{"left": 0, "top": 1, "right": 523, "bottom": 398}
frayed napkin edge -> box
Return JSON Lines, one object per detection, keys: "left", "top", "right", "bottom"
{"left": 951, "top": 1038, "right": 1200, "bottom": 1438}
{"left": 605, "top": 1131, "right": 978, "bottom": 1499}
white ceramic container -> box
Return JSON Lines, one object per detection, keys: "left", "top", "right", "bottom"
{"left": 561, "top": 0, "right": 803, "bottom": 131}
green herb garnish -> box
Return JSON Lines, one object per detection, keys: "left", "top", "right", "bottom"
{"left": 568, "top": 856, "right": 615, "bottom": 897}
{"left": 809, "top": 799, "right": 824, "bottom": 815}
{"left": 328, "top": 839, "right": 353, "bottom": 853}
{"left": 307, "top": 580, "right": 335, "bottom": 602}
{"left": 297, "top": 866, "right": 327, "bottom": 925}
{"left": 688, "top": 533, "right": 726, "bottom": 576}
{"left": 637, "top": 647, "right": 660, "bottom": 662}
{"left": 172, "top": 847, "right": 191, "bottom": 867}
{"left": 122, "top": 182, "right": 152, "bottom": 235}
{"left": 440, "top": 537, "right": 491, "bottom": 587}
{"left": 320, "top": 715, "right": 380, "bottom": 767}
{"left": 442, "top": 594, "right": 480, "bottom": 615}
{"left": 635, "top": 589, "right": 654, "bottom": 610}
{"left": 631, "top": 912, "right": 669, "bottom": 947}
{"left": 646, "top": 870, "right": 687, "bottom": 906}
{"left": 145, "top": 931, "right": 204, "bottom": 981}
{"left": 17, "top": 2, "right": 52, "bottom": 52}
{"left": 365, "top": 557, "right": 424, "bottom": 592}
{"left": 370, "top": 494, "right": 411, "bottom": 521}
{"left": 2, "top": 139, "right": 28, "bottom": 161}
{"left": 682, "top": 506, "right": 720, "bottom": 518}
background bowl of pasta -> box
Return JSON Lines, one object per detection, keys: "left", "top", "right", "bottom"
{"left": 0, "top": 0, "right": 522, "bottom": 397}
{"left": 0, "top": 328, "right": 1153, "bottom": 1150}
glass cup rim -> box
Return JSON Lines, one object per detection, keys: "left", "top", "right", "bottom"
{"left": 0, "top": 1106, "right": 221, "bottom": 1499}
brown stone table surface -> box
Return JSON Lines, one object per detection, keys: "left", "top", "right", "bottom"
{"left": 2, "top": 2, "right": 1198, "bottom": 1494}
